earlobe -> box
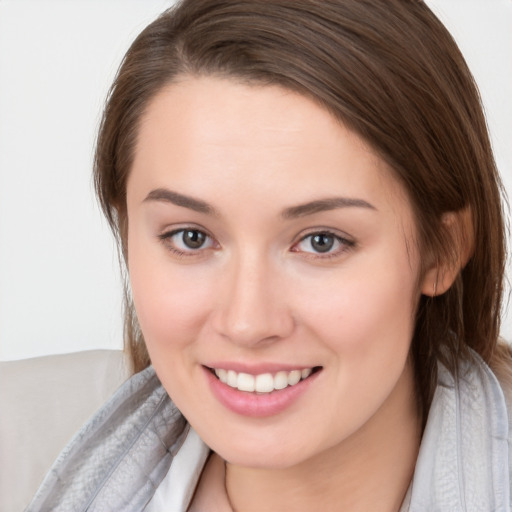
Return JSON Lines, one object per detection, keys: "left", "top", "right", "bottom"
{"left": 421, "top": 265, "right": 457, "bottom": 297}
{"left": 421, "top": 207, "right": 474, "bottom": 297}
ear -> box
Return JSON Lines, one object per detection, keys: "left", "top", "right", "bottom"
{"left": 421, "top": 207, "right": 474, "bottom": 297}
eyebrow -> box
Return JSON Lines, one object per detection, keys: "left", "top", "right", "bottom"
{"left": 144, "top": 188, "right": 218, "bottom": 216}
{"left": 144, "top": 188, "right": 376, "bottom": 218}
{"left": 282, "top": 197, "right": 376, "bottom": 219}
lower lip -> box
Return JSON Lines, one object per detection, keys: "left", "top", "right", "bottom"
{"left": 203, "top": 367, "right": 320, "bottom": 417}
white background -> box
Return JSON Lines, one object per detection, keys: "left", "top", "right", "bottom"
{"left": 1, "top": 0, "right": 511, "bottom": 361}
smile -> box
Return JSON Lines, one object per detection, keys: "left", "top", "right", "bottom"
{"left": 205, "top": 365, "right": 323, "bottom": 417}
{"left": 213, "top": 367, "right": 317, "bottom": 393}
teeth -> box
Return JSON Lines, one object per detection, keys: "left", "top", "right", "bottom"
{"left": 288, "top": 370, "right": 301, "bottom": 386}
{"left": 215, "top": 369, "right": 227, "bottom": 384}
{"left": 237, "top": 372, "right": 255, "bottom": 392}
{"left": 274, "top": 371, "right": 289, "bottom": 390}
{"left": 227, "top": 370, "right": 237, "bottom": 388}
{"left": 214, "top": 367, "right": 315, "bottom": 393}
{"left": 255, "top": 373, "right": 274, "bottom": 393}
{"left": 301, "top": 368, "right": 312, "bottom": 379}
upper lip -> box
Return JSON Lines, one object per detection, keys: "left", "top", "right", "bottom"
{"left": 204, "top": 362, "right": 321, "bottom": 375}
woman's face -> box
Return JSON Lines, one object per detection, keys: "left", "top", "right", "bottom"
{"left": 126, "top": 77, "right": 424, "bottom": 469}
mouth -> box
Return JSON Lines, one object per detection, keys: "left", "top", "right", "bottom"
{"left": 207, "top": 366, "right": 322, "bottom": 394}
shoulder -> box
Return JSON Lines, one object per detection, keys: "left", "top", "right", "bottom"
{"left": 490, "top": 341, "right": 512, "bottom": 406}
{"left": 408, "top": 352, "right": 511, "bottom": 509}
{"left": 26, "top": 365, "right": 188, "bottom": 511}
{"left": 491, "top": 346, "right": 512, "bottom": 466}
{"left": 464, "top": 350, "right": 512, "bottom": 506}
{"left": 490, "top": 350, "right": 512, "bottom": 507}
{"left": 488, "top": 342, "right": 512, "bottom": 460}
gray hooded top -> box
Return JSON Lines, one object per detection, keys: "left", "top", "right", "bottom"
{"left": 27, "top": 352, "right": 511, "bottom": 511}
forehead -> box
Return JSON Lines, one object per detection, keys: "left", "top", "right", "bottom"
{"left": 129, "top": 76, "right": 412, "bottom": 219}
{"left": 135, "top": 77, "right": 355, "bottom": 167}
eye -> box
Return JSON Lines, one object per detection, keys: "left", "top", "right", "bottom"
{"left": 306, "top": 233, "right": 337, "bottom": 253}
{"left": 179, "top": 229, "right": 208, "bottom": 249}
{"left": 292, "top": 230, "right": 354, "bottom": 257}
{"left": 159, "top": 228, "right": 215, "bottom": 255}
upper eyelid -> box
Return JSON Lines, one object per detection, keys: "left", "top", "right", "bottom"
{"left": 159, "top": 224, "right": 212, "bottom": 238}
{"left": 291, "top": 229, "right": 355, "bottom": 256}
{"left": 158, "top": 227, "right": 216, "bottom": 252}
{"left": 295, "top": 232, "right": 349, "bottom": 248}
{"left": 295, "top": 227, "right": 353, "bottom": 243}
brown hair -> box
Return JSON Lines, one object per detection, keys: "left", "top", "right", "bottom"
{"left": 94, "top": 0, "right": 509, "bottom": 418}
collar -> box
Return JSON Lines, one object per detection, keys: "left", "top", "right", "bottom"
{"left": 27, "top": 353, "right": 510, "bottom": 511}
{"left": 406, "top": 353, "right": 510, "bottom": 510}
{"left": 153, "top": 353, "right": 511, "bottom": 512}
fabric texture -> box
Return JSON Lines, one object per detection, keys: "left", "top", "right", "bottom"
{"left": 26, "top": 352, "right": 511, "bottom": 511}
{"left": 407, "top": 354, "right": 510, "bottom": 510}
{"left": 0, "top": 350, "right": 129, "bottom": 512}
{"left": 26, "top": 367, "right": 187, "bottom": 512}
{"left": 145, "top": 427, "right": 209, "bottom": 511}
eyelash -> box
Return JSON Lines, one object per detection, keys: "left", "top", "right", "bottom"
{"left": 158, "top": 227, "right": 217, "bottom": 258}
{"left": 291, "top": 230, "right": 355, "bottom": 260}
{"left": 157, "top": 227, "right": 355, "bottom": 260}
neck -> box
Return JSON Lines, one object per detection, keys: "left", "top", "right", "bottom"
{"left": 225, "top": 362, "right": 421, "bottom": 512}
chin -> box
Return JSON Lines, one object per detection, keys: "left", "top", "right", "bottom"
{"left": 198, "top": 425, "right": 322, "bottom": 470}
{"left": 222, "top": 448, "right": 306, "bottom": 470}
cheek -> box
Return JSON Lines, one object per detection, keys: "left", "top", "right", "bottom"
{"left": 127, "top": 237, "right": 215, "bottom": 350}
{"left": 299, "top": 253, "right": 419, "bottom": 356}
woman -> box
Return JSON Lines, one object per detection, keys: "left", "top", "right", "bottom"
{"left": 28, "top": 0, "right": 511, "bottom": 510}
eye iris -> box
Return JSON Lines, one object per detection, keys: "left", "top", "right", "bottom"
{"left": 311, "top": 233, "right": 334, "bottom": 253}
{"left": 183, "top": 230, "right": 206, "bottom": 249}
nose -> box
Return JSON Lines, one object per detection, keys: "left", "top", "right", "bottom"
{"left": 211, "top": 252, "right": 295, "bottom": 347}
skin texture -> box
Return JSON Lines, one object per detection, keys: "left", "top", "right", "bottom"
{"left": 126, "top": 77, "right": 427, "bottom": 511}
